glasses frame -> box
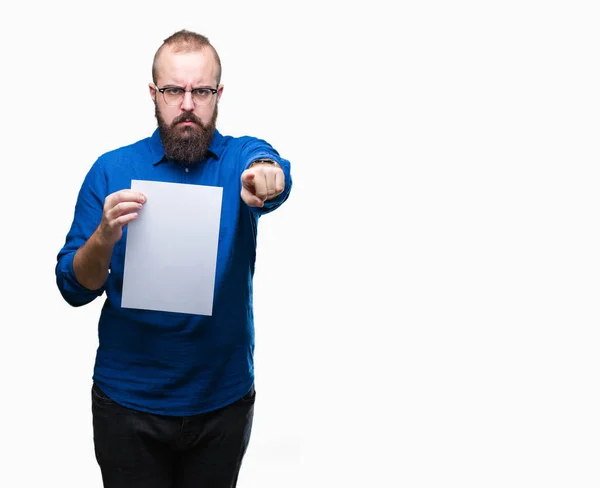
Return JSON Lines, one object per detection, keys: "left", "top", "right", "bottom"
{"left": 154, "top": 84, "right": 218, "bottom": 106}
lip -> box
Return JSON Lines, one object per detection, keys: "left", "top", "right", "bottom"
{"left": 178, "top": 121, "right": 197, "bottom": 126}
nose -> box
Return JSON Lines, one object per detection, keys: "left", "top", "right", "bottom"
{"left": 181, "top": 90, "right": 195, "bottom": 111}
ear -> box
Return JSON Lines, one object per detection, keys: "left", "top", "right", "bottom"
{"left": 149, "top": 83, "right": 157, "bottom": 102}
{"left": 216, "top": 84, "right": 224, "bottom": 103}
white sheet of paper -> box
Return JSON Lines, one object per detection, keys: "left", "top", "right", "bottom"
{"left": 121, "top": 179, "right": 223, "bottom": 316}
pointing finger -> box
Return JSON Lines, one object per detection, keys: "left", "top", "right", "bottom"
{"left": 241, "top": 171, "right": 255, "bottom": 185}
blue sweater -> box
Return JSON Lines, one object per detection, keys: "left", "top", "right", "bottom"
{"left": 55, "top": 128, "right": 292, "bottom": 415}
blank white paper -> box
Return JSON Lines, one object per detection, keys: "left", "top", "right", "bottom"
{"left": 121, "top": 179, "right": 223, "bottom": 315}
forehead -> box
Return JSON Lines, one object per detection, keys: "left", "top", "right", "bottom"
{"left": 155, "top": 47, "right": 218, "bottom": 86}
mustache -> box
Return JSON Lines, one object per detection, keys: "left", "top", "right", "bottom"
{"left": 171, "top": 112, "right": 205, "bottom": 127}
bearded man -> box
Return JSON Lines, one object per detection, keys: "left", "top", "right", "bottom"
{"left": 55, "top": 29, "right": 292, "bottom": 488}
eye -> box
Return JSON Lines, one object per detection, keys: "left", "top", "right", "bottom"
{"left": 165, "top": 87, "right": 184, "bottom": 96}
{"left": 192, "top": 88, "right": 211, "bottom": 98}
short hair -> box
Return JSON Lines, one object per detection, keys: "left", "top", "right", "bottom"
{"left": 152, "top": 29, "right": 222, "bottom": 85}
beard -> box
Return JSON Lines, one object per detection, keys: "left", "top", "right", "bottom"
{"left": 155, "top": 103, "right": 218, "bottom": 165}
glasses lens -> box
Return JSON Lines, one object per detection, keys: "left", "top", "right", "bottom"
{"left": 192, "top": 89, "right": 213, "bottom": 106}
{"left": 163, "top": 88, "right": 184, "bottom": 106}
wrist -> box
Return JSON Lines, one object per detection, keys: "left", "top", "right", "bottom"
{"left": 249, "top": 158, "right": 280, "bottom": 168}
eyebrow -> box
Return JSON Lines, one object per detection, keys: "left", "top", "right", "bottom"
{"left": 161, "top": 84, "right": 215, "bottom": 89}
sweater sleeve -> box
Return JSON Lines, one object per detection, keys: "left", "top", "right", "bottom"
{"left": 55, "top": 158, "right": 108, "bottom": 306}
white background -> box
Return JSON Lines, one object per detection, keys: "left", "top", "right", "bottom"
{"left": 1, "top": 0, "right": 599, "bottom": 487}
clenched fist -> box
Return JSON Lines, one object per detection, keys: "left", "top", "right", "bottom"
{"left": 240, "top": 162, "right": 285, "bottom": 208}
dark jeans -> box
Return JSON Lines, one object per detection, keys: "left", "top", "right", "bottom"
{"left": 91, "top": 383, "right": 255, "bottom": 488}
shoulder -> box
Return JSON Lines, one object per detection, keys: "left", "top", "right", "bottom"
{"left": 217, "top": 131, "right": 279, "bottom": 154}
{"left": 94, "top": 133, "right": 157, "bottom": 170}
{"left": 99, "top": 135, "right": 153, "bottom": 161}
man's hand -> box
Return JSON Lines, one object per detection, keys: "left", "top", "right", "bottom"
{"left": 73, "top": 189, "right": 146, "bottom": 290}
{"left": 98, "top": 189, "right": 147, "bottom": 245}
{"left": 241, "top": 163, "right": 285, "bottom": 207}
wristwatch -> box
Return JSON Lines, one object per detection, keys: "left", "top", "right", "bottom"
{"left": 249, "top": 158, "right": 278, "bottom": 167}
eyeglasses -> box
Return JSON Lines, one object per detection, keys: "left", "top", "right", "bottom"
{"left": 154, "top": 85, "right": 218, "bottom": 106}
